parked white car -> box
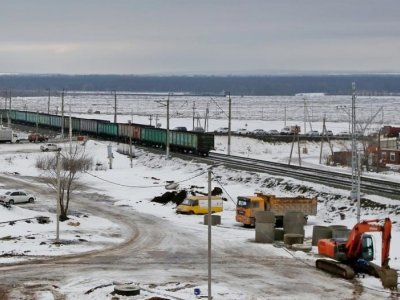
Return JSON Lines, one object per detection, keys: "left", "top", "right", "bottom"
{"left": 235, "top": 128, "right": 249, "bottom": 135}
{"left": 215, "top": 127, "right": 229, "bottom": 134}
{"left": 0, "top": 190, "right": 35, "bottom": 205}
{"left": 40, "top": 143, "right": 61, "bottom": 152}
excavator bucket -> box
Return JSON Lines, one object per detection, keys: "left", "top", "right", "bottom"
{"left": 379, "top": 268, "right": 398, "bottom": 290}
{"left": 367, "top": 262, "right": 398, "bottom": 290}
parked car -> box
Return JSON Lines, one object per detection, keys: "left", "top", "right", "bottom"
{"left": 325, "top": 130, "right": 334, "bottom": 136}
{"left": 193, "top": 127, "right": 205, "bottom": 132}
{"left": 252, "top": 129, "right": 267, "bottom": 136}
{"left": 215, "top": 127, "right": 229, "bottom": 134}
{"left": 337, "top": 131, "right": 350, "bottom": 137}
{"left": 235, "top": 128, "right": 249, "bottom": 135}
{"left": 40, "top": 143, "right": 61, "bottom": 152}
{"left": 267, "top": 129, "right": 280, "bottom": 135}
{"left": 0, "top": 190, "right": 35, "bottom": 205}
{"left": 306, "top": 130, "right": 320, "bottom": 136}
{"left": 28, "top": 133, "right": 48, "bottom": 142}
{"left": 280, "top": 127, "right": 291, "bottom": 135}
{"left": 173, "top": 127, "right": 187, "bottom": 131}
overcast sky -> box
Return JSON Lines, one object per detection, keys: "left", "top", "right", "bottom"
{"left": 1, "top": 0, "right": 399, "bottom": 75}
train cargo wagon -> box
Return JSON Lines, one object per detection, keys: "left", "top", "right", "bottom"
{"left": 8, "top": 110, "right": 16, "bottom": 121}
{"left": 141, "top": 127, "right": 166, "bottom": 147}
{"left": 38, "top": 113, "right": 51, "bottom": 127}
{"left": 80, "top": 118, "right": 99, "bottom": 134}
{"left": 170, "top": 131, "right": 198, "bottom": 152}
{"left": 197, "top": 133, "right": 215, "bottom": 155}
{"left": 0, "top": 109, "right": 6, "bottom": 120}
{"left": 63, "top": 116, "right": 80, "bottom": 132}
{"left": 15, "top": 111, "right": 27, "bottom": 123}
{"left": 97, "top": 121, "right": 118, "bottom": 138}
{"left": 118, "top": 123, "right": 143, "bottom": 142}
{"left": 50, "top": 115, "right": 62, "bottom": 129}
{"left": 26, "top": 111, "right": 38, "bottom": 125}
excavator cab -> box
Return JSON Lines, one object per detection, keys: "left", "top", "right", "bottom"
{"left": 360, "top": 234, "right": 374, "bottom": 261}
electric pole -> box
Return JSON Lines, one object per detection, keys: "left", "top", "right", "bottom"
{"left": 47, "top": 89, "right": 51, "bottom": 114}
{"left": 166, "top": 93, "right": 170, "bottom": 159}
{"left": 207, "top": 167, "right": 212, "bottom": 300}
{"left": 61, "top": 90, "right": 65, "bottom": 138}
{"left": 350, "top": 82, "right": 360, "bottom": 222}
{"left": 192, "top": 101, "right": 196, "bottom": 131}
{"left": 228, "top": 92, "right": 232, "bottom": 156}
{"left": 56, "top": 150, "right": 61, "bottom": 243}
{"left": 114, "top": 91, "right": 117, "bottom": 123}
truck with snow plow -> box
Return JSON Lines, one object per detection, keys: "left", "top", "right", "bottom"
{"left": 235, "top": 193, "right": 317, "bottom": 226}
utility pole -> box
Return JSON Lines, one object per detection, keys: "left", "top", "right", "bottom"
{"left": 128, "top": 120, "right": 133, "bottom": 168}
{"left": 288, "top": 127, "right": 301, "bottom": 166}
{"left": 192, "top": 101, "right": 196, "bottom": 131}
{"left": 149, "top": 114, "right": 153, "bottom": 126}
{"left": 204, "top": 103, "right": 209, "bottom": 132}
{"left": 3, "top": 90, "right": 7, "bottom": 110}
{"left": 114, "top": 91, "right": 117, "bottom": 123}
{"left": 56, "top": 150, "right": 61, "bottom": 243}
{"left": 228, "top": 92, "right": 232, "bottom": 156}
{"left": 61, "top": 90, "right": 65, "bottom": 138}
{"left": 350, "top": 82, "right": 360, "bottom": 222}
{"left": 207, "top": 167, "right": 212, "bottom": 300}
{"left": 166, "top": 93, "right": 170, "bottom": 159}
{"left": 319, "top": 115, "right": 334, "bottom": 164}
{"left": 284, "top": 105, "right": 287, "bottom": 127}
{"left": 47, "top": 89, "right": 51, "bottom": 114}
{"left": 69, "top": 102, "right": 72, "bottom": 155}
{"left": 303, "top": 99, "right": 306, "bottom": 133}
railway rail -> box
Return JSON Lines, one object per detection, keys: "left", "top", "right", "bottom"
{"left": 201, "top": 152, "right": 400, "bottom": 200}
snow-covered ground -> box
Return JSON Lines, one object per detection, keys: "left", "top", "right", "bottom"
{"left": 0, "top": 125, "right": 399, "bottom": 299}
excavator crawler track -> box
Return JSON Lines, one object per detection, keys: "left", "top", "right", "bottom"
{"left": 316, "top": 259, "right": 355, "bottom": 279}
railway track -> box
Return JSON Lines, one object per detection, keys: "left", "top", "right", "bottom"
{"left": 202, "top": 152, "right": 400, "bottom": 200}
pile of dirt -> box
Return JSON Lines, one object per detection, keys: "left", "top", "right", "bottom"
{"left": 151, "top": 190, "right": 188, "bottom": 205}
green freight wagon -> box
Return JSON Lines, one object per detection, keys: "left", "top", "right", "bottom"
{"left": 50, "top": 115, "right": 62, "bottom": 129}
{"left": 170, "top": 130, "right": 214, "bottom": 155}
{"left": 141, "top": 127, "right": 167, "bottom": 148}
{"left": 38, "top": 113, "right": 51, "bottom": 127}
{"left": 141, "top": 127, "right": 214, "bottom": 155}
{"left": 15, "top": 111, "right": 27, "bottom": 123}
{"left": 8, "top": 110, "right": 16, "bottom": 121}
{"left": 26, "top": 111, "right": 38, "bottom": 125}
{"left": 97, "top": 121, "right": 118, "bottom": 138}
{"left": 195, "top": 132, "right": 214, "bottom": 155}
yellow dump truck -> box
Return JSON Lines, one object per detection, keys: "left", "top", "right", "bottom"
{"left": 176, "top": 196, "right": 223, "bottom": 215}
{"left": 236, "top": 193, "right": 317, "bottom": 226}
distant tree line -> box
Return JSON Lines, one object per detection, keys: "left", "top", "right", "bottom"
{"left": 1, "top": 74, "right": 400, "bottom": 96}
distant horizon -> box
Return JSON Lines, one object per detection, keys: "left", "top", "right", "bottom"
{"left": 2, "top": 72, "right": 400, "bottom": 77}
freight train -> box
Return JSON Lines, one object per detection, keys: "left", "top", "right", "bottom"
{"left": 0, "top": 109, "right": 214, "bottom": 156}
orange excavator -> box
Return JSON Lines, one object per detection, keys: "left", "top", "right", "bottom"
{"left": 316, "top": 218, "right": 398, "bottom": 289}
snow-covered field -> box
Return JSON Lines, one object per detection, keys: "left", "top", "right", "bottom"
{"left": 1, "top": 94, "right": 400, "bottom": 299}
{"left": 0, "top": 130, "right": 399, "bottom": 299}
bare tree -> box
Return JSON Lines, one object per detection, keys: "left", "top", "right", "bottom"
{"left": 36, "top": 145, "right": 93, "bottom": 221}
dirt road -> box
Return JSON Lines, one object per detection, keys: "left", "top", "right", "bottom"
{"left": 0, "top": 174, "right": 384, "bottom": 299}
